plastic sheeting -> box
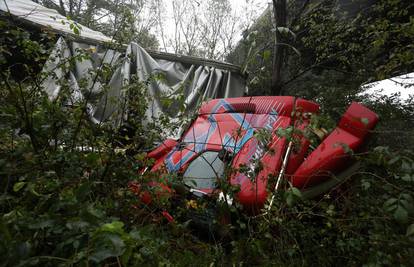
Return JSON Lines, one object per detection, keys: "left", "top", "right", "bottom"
{"left": 0, "top": 0, "right": 112, "bottom": 43}
{"left": 41, "top": 37, "right": 247, "bottom": 126}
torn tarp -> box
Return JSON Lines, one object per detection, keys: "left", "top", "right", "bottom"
{"left": 41, "top": 37, "right": 247, "bottom": 126}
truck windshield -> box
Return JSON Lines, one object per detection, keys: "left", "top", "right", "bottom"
{"left": 183, "top": 151, "right": 225, "bottom": 190}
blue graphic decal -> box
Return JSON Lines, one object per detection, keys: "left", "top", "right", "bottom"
{"left": 165, "top": 99, "right": 276, "bottom": 172}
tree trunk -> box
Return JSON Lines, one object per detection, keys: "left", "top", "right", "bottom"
{"left": 271, "top": 0, "right": 287, "bottom": 95}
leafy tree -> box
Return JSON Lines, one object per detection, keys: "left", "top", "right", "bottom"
{"left": 230, "top": 0, "right": 413, "bottom": 96}
{"left": 39, "top": 0, "right": 160, "bottom": 49}
{"left": 155, "top": 0, "right": 240, "bottom": 60}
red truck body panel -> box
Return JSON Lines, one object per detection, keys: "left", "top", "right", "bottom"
{"left": 139, "top": 97, "right": 378, "bottom": 211}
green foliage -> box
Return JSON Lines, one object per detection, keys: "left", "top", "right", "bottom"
{"left": 1, "top": 2, "right": 414, "bottom": 266}
{"left": 229, "top": 0, "right": 414, "bottom": 103}
{"left": 0, "top": 21, "right": 180, "bottom": 266}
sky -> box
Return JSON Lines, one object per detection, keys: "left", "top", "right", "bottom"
{"left": 229, "top": 0, "right": 270, "bottom": 41}
{"left": 362, "top": 73, "right": 414, "bottom": 102}
{"left": 151, "top": 0, "right": 270, "bottom": 53}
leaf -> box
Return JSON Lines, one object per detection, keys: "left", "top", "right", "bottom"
{"left": 401, "top": 161, "right": 412, "bottom": 172}
{"left": 100, "top": 221, "right": 125, "bottom": 234}
{"left": 383, "top": 197, "right": 397, "bottom": 212}
{"left": 388, "top": 156, "right": 400, "bottom": 165}
{"left": 85, "top": 152, "right": 99, "bottom": 165}
{"left": 75, "top": 182, "right": 90, "bottom": 201}
{"left": 263, "top": 50, "right": 271, "bottom": 61}
{"left": 334, "top": 142, "right": 353, "bottom": 155}
{"left": 13, "top": 182, "right": 26, "bottom": 192}
{"left": 393, "top": 206, "right": 408, "bottom": 224}
{"left": 291, "top": 187, "right": 302, "bottom": 198}
{"left": 286, "top": 193, "right": 294, "bottom": 207}
{"left": 73, "top": 27, "right": 80, "bottom": 35}
{"left": 107, "top": 233, "right": 125, "bottom": 249}
{"left": 285, "top": 187, "right": 302, "bottom": 207}
{"left": 288, "top": 45, "right": 301, "bottom": 57}
{"left": 406, "top": 224, "right": 414, "bottom": 236}
{"left": 276, "top": 27, "right": 297, "bottom": 40}
{"left": 81, "top": 204, "right": 104, "bottom": 223}
{"left": 402, "top": 174, "right": 414, "bottom": 182}
{"left": 28, "top": 184, "right": 41, "bottom": 197}
{"left": 29, "top": 219, "right": 54, "bottom": 230}
{"left": 361, "top": 180, "right": 371, "bottom": 190}
{"left": 66, "top": 220, "right": 90, "bottom": 231}
{"left": 360, "top": 117, "right": 369, "bottom": 125}
{"left": 90, "top": 248, "right": 122, "bottom": 263}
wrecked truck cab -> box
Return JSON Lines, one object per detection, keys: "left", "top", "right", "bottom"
{"left": 134, "top": 96, "right": 378, "bottom": 212}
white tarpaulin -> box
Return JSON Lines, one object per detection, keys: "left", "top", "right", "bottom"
{"left": 0, "top": 0, "right": 112, "bottom": 43}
